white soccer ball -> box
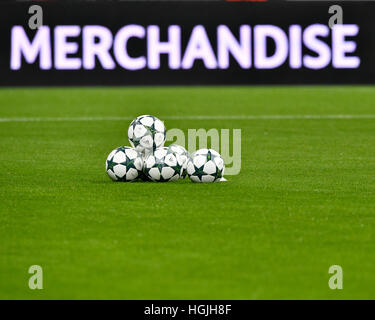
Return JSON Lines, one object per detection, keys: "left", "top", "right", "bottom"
{"left": 167, "top": 144, "right": 191, "bottom": 179}
{"left": 187, "top": 148, "right": 225, "bottom": 183}
{"left": 106, "top": 146, "right": 143, "bottom": 181}
{"left": 128, "top": 115, "right": 166, "bottom": 153}
{"left": 143, "top": 147, "right": 184, "bottom": 182}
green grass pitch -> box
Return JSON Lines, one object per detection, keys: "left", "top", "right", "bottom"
{"left": 0, "top": 86, "right": 374, "bottom": 299}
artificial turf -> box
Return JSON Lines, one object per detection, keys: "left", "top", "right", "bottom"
{"left": 0, "top": 86, "right": 374, "bottom": 299}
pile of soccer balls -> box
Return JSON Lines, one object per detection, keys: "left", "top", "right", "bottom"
{"left": 105, "top": 115, "right": 225, "bottom": 183}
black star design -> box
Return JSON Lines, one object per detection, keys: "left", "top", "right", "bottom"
{"left": 194, "top": 165, "right": 206, "bottom": 180}
{"left": 124, "top": 158, "right": 136, "bottom": 170}
{"left": 154, "top": 158, "right": 164, "bottom": 170}
{"left": 132, "top": 138, "right": 141, "bottom": 147}
{"left": 173, "top": 162, "right": 183, "bottom": 176}
{"left": 214, "top": 165, "right": 223, "bottom": 179}
{"left": 107, "top": 157, "right": 116, "bottom": 173}
{"left": 144, "top": 124, "right": 157, "bottom": 135}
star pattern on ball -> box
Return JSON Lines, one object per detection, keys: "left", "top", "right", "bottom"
{"left": 143, "top": 149, "right": 184, "bottom": 182}
{"left": 124, "top": 158, "right": 137, "bottom": 170}
{"left": 154, "top": 158, "right": 165, "bottom": 170}
{"left": 214, "top": 165, "right": 223, "bottom": 179}
{"left": 128, "top": 115, "right": 166, "bottom": 153}
{"left": 193, "top": 165, "right": 206, "bottom": 180}
{"left": 132, "top": 139, "right": 141, "bottom": 147}
{"left": 106, "top": 156, "right": 116, "bottom": 173}
{"left": 173, "top": 162, "right": 183, "bottom": 176}
{"left": 168, "top": 150, "right": 184, "bottom": 175}
{"left": 186, "top": 149, "right": 225, "bottom": 183}
{"left": 144, "top": 124, "right": 157, "bottom": 135}
{"left": 106, "top": 146, "right": 143, "bottom": 182}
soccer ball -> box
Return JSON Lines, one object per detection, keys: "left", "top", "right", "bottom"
{"left": 128, "top": 115, "right": 166, "bottom": 153}
{"left": 143, "top": 147, "right": 184, "bottom": 182}
{"left": 106, "top": 146, "right": 143, "bottom": 181}
{"left": 167, "top": 144, "right": 191, "bottom": 179}
{"left": 187, "top": 148, "right": 225, "bottom": 183}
